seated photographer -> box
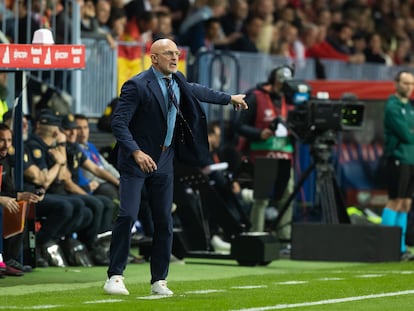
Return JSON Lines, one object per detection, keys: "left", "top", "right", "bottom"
{"left": 201, "top": 121, "right": 251, "bottom": 252}
{"left": 172, "top": 122, "right": 251, "bottom": 254}
{"left": 207, "top": 121, "right": 253, "bottom": 215}
{"left": 237, "top": 65, "right": 296, "bottom": 253}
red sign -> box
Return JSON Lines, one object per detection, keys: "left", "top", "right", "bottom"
{"left": 0, "top": 44, "right": 85, "bottom": 70}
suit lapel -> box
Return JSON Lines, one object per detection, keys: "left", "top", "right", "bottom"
{"left": 147, "top": 72, "right": 167, "bottom": 118}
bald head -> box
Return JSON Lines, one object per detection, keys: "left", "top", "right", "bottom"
{"left": 150, "top": 39, "right": 180, "bottom": 76}
{"left": 150, "top": 39, "right": 176, "bottom": 53}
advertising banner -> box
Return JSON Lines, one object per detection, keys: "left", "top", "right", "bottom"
{"left": 0, "top": 44, "right": 85, "bottom": 69}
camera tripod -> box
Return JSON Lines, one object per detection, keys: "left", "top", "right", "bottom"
{"left": 272, "top": 130, "right": 350, "bottom": 231}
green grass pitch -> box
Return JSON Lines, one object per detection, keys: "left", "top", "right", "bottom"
{"left": 2, "top": 257, "right": 414, "bottom": 310}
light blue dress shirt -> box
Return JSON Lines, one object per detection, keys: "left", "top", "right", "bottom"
{"left": 152, "top": 68, "right": 180, "bottom": 147}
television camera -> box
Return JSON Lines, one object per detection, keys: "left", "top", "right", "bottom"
{"left": 283, "top": 80, "right": 365, "bottom": 144}
{"left": 269, "top": 65, "right": 365, "bottom": 225}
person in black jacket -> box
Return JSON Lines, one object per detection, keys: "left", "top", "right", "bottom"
{"left": 0, "top": 123, "right": 43, "bottom": 274}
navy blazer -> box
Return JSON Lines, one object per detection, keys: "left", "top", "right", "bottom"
{"left": 111, "top": 69, "right": 231, "bottom": 171}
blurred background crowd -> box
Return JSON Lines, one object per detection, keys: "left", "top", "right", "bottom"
{"left": 2, "top": 0, "right": 414, "bottom": 66}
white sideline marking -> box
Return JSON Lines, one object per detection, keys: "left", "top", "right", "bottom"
{"left": 230, "top": 289, "right": 414, "bottom": 311}
{"left": 275, "top": 281, "right": 308, "bottom": 285}
{"left": 318, "top": 277, "right": 344, "bottom": 281}
{"left": 232, "top": 286, "right": 267, "bottom": 289}
{"left": 185, "top": 289, "right": 225, "bottom": 294}
{"left": 355, "top": 274, "right": 384, "bottom": 278}
{"left": 137, "top": 295, "right": 172, "bottom": 300}
{"left": 0, "top": 305, "right": 62, "bottom": 309}
{"left": 84, "top": 299, "right": 124, "bottom": 304}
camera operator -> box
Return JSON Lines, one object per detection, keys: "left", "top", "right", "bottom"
{"left": 237, "top": 66, "right": 295, "bottom": 253}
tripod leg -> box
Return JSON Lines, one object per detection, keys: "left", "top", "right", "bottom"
{"left": 332, "top": 175, "right": 350, "bottom": 224}
{"left": 318, "top": 175, "right": 339, "bottom": 224}
{"left": 195, "top": 189, "right": 212, "bottom": 251}
{"left": 250, "top": 199, "right": 269, "bottom": 232}
{"left": 275, "top": 169, "right": 294, "bottom": 243}
{"left": 273, "top": 161, "right": 316, "bottom": 229}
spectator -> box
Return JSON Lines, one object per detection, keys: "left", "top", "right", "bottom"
{"left": 393, "top": 37, "right": 414, "bottom": 66}
{"left": 154, "top": 11, "right": 176, "bottom": 41}
{"left": 363, "top": 32, "right": 393, "bottom": 65}
{"left": 122, "top": 8, "right": 158, "bottom": 44}
{"left": 23, "top": 112, "right": 92, "bottom": 267}
{"left": 80, "top": 0, "right": 111, "bottom": 43}
{"left": 200, "top": 17, "right": 240, "bottom": 52}
{"left": 0, "top": 123, "right": 43, "bottom": 276}
{"left": 208, "top": 120, "right": 252, "bottom": 212}
{"left": 4, "top": 0, "right": 40, "bottom": 43}
{"left": 326, "top": 22, "right": 357, "bottom": 55}
{"left": 161, "top": 0, "right": 191, "bottom": 33}
{"left": 352, "top": 32, "right": 367, "bottom": 55}
{"left": 220, "top": 0, "right": 249, "bottom": 36}
{"left": 60, "top": 114, "right": 118, "bottom": 265}
{"left": 32, "top": 0, "right": 51, "bottom": 28}
{"left": 249, "top": 0, "right": 276, "bottom": 54}
{"left": 75, "top": 114, "right": 120, "bottom": 200}
{"left": 0, "top": 72, "right": 9, "bottom": 122}
{"left": 306, "top": 23, "right": 365, "bottom": 63}
{"left": 314, "top": 7, "right": 332, "bottom": 29}
{"left": 108, "top": 7, "right": 127, "bottom": 41}
{"left": 278, "top": 22, "right": 306, "bottom": 69}
{"left": 178, "top": 0, "right": 228, "bottom": 55}
{"left": 230, "top": 14, "right": 263, "bottom": 53}
{"left": 96, "top": 0, "right": 112, "bottom": 34}
{"left": 2, "top": 110, "right": 30, "bottom": 142}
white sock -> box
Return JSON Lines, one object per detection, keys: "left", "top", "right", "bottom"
{"left": 0, "top": 253, "right": 3, "bottom": 262}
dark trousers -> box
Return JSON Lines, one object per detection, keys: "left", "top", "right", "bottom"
{"left": 107, "top": 148, "right": 174, "bottom": 284}
{"left": 36, "top": 194, "right": 93, "bottom": 245}
{"left": 72, "top": 194, "right": 104, "bottom": 246}
{"left": 35, "top": 194, "right": 77, "bottom": 245}
{"left": 94, "top": 182, "right": 119, "bottom": 200}
{"left": 61, "top": 195, "right": 93, "bottom": 236}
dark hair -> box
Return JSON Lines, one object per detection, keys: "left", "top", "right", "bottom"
{"left": 0, "top": 123, "right": 12, "bottom": 132}
{"left": 74, "top": 113, "right": 88, "bottom": 121}
{"left": 207, "top": 120, "right": 220, "bottom": 135}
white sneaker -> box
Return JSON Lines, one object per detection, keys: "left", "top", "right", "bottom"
{"left": 241, "top": 188, "right": 254, "bottom": 203}
{"left": 103, "top": 275, "right": 130, "bottom": 295}
{"left": 151, "top": 280, "right": 173, "bottom": 295}
{"left": 211, "top": 235, "right": 231, "bottom": 254}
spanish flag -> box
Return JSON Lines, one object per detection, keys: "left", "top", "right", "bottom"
{"left": 117, "top": 43, "right": 145, "bottom": 95}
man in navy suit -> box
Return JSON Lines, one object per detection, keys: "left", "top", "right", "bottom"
{"left": 103, "top": 38, "right": 248, "bottom": 296}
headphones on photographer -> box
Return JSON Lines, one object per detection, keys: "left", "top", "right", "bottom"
{"left": 268, "top": 64, "right": 295, "bottom": 84}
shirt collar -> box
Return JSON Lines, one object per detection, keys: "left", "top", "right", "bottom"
{"left": 152, "top": 67, "right": 172, "bottom": 82}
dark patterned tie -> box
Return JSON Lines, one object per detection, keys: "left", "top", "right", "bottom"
{"left": 163, "top": 77, "right": 194, "bottom": 143}
{"left": 163, "top": 77, "right": 177, "bottom": 111}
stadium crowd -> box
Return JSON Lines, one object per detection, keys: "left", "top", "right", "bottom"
{"left": 2, "top": 0, "right": 414, "bottom": 66}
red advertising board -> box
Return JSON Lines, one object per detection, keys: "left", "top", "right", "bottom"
{"left": 0, "top": 44, "right": 85, "bottom": 70}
